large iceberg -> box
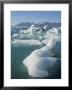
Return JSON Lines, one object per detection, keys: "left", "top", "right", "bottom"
{"left": 23, "top": 28, "right": 61, "bottom": 77}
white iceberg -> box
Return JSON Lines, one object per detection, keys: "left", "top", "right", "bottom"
{"left": 12, "top": 39, "right": 42, "bottom": 46}
{"left": 23, "top": 28, "right": 60, "bottom": 77}
{"left": 19, "top": 24, "right": 35, "bottom": 35}
{"left": 12, "top": 33, "right": 19, "bottom": 39}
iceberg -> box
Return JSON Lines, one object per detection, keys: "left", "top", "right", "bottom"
{"left": 12, "top": 39, "right": 42, "bottom": 46}
{"left": 23, "top": 28, "right": 60, "bottom": 77}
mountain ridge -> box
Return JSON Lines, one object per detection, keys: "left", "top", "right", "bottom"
{"left": 12, "top": 22, "right": 61, "bottom": 30}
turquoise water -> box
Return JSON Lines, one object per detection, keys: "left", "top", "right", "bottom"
{"left": 11, "top": 45, "right": 41, "bottom": 79}
{"left": 11, "top": 45, "right": 61, "bottom": 79}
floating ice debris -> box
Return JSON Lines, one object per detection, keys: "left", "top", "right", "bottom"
{"left": 12, "top": 39, "right": 42, "bottom": 46}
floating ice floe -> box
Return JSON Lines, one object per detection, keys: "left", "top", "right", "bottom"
{"left": 12, "top": 39, "right": 42, "bottom": 46}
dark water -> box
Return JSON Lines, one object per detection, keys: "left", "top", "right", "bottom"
{"left": 11, "top": 45, "right": 61, "bottom": 79}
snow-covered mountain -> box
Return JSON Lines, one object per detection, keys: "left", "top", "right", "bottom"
{"left": 12, "top": 22, "right": 61, "bottom": 30}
